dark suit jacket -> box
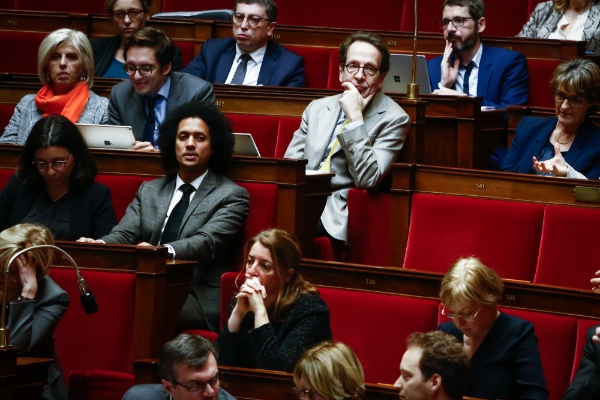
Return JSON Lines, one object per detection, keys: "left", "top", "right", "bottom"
{"left": 427, "top": 44, "right": 529, "bottom": 109}
{"left": 182, "top": 38, "right": 305, "bottom": 87}
{"left": 9, "top": 276, "right": 70, "bottom": 400}
{"left": 90, "top": 35, "right": 183, "bottom": 77}
{"left": 100, "top": 171, "right": 249, "bottom": 328}
{"left": 563, "top": 325, "right": 600, "bottom": 400}
{"left": 122, "top": 383, "right": 237, "bottom": 400}
{"left": 108, "top": 72, "right": 215, "bottom": 140}
{"left": 501, "top": 116, "right": 600, "bottom": 179}
{"left": 0, "top": 174, "right": 117, "bottom": 240}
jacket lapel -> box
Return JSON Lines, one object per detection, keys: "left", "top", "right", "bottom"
{"left": 180, "top": 170, "right": 216, "bottom": 235}
{"left": 476, "top": 45, "right": 491, "bottom": 99}
{"left": 583, "top": 4, "right": 600, "bottom": 42}
{"left": 132, "top": 91, "right": 146, "bottom": 140}
{"left": 362, "top": 91, "right": 386, "bottom": 142}
{"left": 310, "top": 95, "right": 342, "bottom": 168}
{"left": 166, "top": 73, "right": 181, "bottom": 115}
{"left": 151, "top": 175, "right": 177, "bottom": 245}
{"left": 215, "top": 48, "right": 236, "bottom": 84}
{"left": 565, "top": 119, "right": 594, "bottom": 166}
{"left": 257, "top": 42, "right": 277, "bottom": 86}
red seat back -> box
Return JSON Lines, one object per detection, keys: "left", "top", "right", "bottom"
{"left": 0, "top": 0, "right": 14, "bottom": 8}
{"left": 226, "top": 114, "right": 280, "bottom": 157}
{"left": 535, "top": 205, "right": 600, "bottom": 290}
{"left": 275, "top": 117, "right": 300, "bottom": 158}
{"left": 14, "top": 0, "right": 105, "bottom": 13}
{"left": 284, "top": 46, "right": 332, "bottom": 89}
{"left": 327, "top": 50, "right": 341, "bottom": 91}
{"left": 0, "top": 168, "right": 14, "bottom": 189}
{"left": 400, "top": 0, "right": 442, "bottom": 33}
{"left": 161, "top": 0, "right": 232, "bottom": 12}
{"left": 527, "top": 59, "right": 558, "bottom": 108}
{"left": 235, "top": 182, "right": 278, "bottom": 242}
{"left": 69, "top": 370, "right": 134, "bottom": 400}
{"left": 173, "top": 41, "right": 196, "bottom": 69}
{"left": 0, "top": 31, "right": 46, "bottom": 73}
{"left": 319, "top": 287, "right": 439, "bottom": 384}
{"left": 404, "top": 194, "right": 544, "bottom": 281}
{"left": 95, "top": 174, "right": 145, "bottom": 222}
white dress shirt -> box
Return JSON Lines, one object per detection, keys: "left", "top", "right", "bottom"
{"left": 454, "top": 44, "right": 483, "bottom": 96}
{"left": 548, "top": 11, "right": 589, "bottom": 41}
{"left": 224, "top": 44, "right": 267, "bottom": 86}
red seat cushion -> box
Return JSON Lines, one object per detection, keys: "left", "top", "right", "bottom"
{"left": 161, "top": 0, "right": 232, "bottom": 12}
{"left": 571, "top": 319, "right": 600, "bottom": 381}
{"left": 173, "top": 41, "right": 196, "bottom": 69}
{"left": 52, "top": 269, "right": 136, "bottom": 382}
{"left": 14, "top": 0, "right": 105, "bottom": 13}
{"left": 0, "top": 31, "right": 46, "bottom": 73}
{"left": 275, "top": 117, "right": 300, "bottom": 158}
{"left": 535, "top": 205, "right": 600, "bottom": 290}
{"left": 226, "top": 114, "right": 279, "bottom": 157}
{"left": 527, "top": 60, "right": 558, "bottom": 108}
{"left": 0, "top": 168, "right": 15, "bottom": 190}
{"left": 68, "top": 370, "right": 134, "bottom": 400}
{"left": 327, "top": 50, "right": 342, "bottom": 91}
{"left": 284, "top": 46, "right": 332, "bottom": 89}
{"left": 319, "top": 287, "right": 439, "bottom": 384}
{"left": 235, "top": 182, "right": 277, "bottom": 241}
{"left": 95, "top": 174, "right": 145, "bottom": 222}
{"left": 404, "top": 194, "right": 544, "bottom": 281}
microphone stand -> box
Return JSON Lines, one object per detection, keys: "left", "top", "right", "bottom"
{"left": 407, "top": 0, "right": 420, "bottom": 100}
{"left": 0, "top": 245, "right": 97, "bottom": 349}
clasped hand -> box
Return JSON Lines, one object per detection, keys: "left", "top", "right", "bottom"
{"left": 234, "top": 274, "right": 267, "bottom": 315}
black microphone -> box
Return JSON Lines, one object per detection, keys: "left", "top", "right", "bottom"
{"left": 80, "top": 292, "right": 98, "bottom": 315}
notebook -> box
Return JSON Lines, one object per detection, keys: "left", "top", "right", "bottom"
{"left": 233, "top": 133, "right": 261, "bottom": 157}
{"left": 77, "top": 124, "right": 136, "bottom": 150}
{"left": 382, "top": 54, "right": 432, "bottom": 94}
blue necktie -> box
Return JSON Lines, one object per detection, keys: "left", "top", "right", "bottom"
{"left": 230, "top": 54, "right": 252, "bottom": 85}
{"left": 142, "top": 94, "right": 162, "bottom": 145}
{"left": 463, "top": 61, "right": 475, "bottom": 96}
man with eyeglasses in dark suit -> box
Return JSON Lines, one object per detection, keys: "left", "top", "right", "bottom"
{"left": 182, "top": 0, "right": 305, "bottom": 87}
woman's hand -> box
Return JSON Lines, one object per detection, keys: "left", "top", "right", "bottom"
{"left": 228, "top": 274, "right": 269, "bottom": 332}
{"left": 532, "top": 142, "right": 569, "bottom": 177}
{"left": 15, "top": 253, "right": 38, "bottom": 300}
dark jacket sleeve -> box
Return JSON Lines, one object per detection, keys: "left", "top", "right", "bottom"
{"left": 563, "top": 326, "right": 600, "bottom": 400}
{"left": 88, "top": 182, "right": 118, "bottom": 238}
{"left": 501, "top": 117, "right": 531, "bottom": 173}
{"left": 171, "top": 45, "right": 184, "bottom": 72}
{"left": 0, "top": 173, "right": 20, "bottom": 230}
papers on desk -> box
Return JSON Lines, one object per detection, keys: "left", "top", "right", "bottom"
{"left": 481, "top": 106, "right": 496, "bottom": 111}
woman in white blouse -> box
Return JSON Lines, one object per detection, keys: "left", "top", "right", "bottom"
{"left": 519, "top": 0, "right": 600, "bottom": 54}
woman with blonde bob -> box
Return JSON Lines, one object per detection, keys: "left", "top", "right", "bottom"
{"left": 438, "top": 257, "right": 548, "bottom": 400}
{"left": 1, "top": 28, "right": 108, "bottom": 144}
{"left": 293, "top": 341, "right": 365, "bottom": 400}
{"left": 217, "top": 228, "right": 332, "bottom": 372}
{"left": 0, "top": 223, "right": 69, "bottom": 400}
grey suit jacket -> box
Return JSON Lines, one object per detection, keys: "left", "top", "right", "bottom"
{"left": 518, "top": 1, "right": 600, "bottom": 54}
{"left": 108, "top": 72, "right": 216, "bottom": 140}
{"left": 0, "top": 91, "right": 108, "bottom": 145}
{"left": 122, "top": 383, "right": 237, "bottom": 400}
{"left": 100, "top": 171, "right": 249, "bottom": 326}
{"left": 9, "top": 275, "right": 70, "bottom": 400}
{"left": 284, "top": 90, "right": 409, "bottom": 241}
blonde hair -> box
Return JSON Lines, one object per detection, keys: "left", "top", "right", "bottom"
{"left": 0, "top": 224, "right": 54, "bottom": 276}
{"left": 553, "top": 0, "right": 599, "bottom": 13}
{"left": 293, "top": 341, "right": 365, "bottom": 400}
{"left": 440, "top": 257, "right": 504, "bottom": 307}
{"left": 38, "top": 29, "right": 95, "bottom": 88}
{"left": 240, "top": 229, "right": 318, "bottom": 322}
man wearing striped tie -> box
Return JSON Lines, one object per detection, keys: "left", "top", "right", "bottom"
{"left": 285, "top": 32, "right": 410, "bottom": 244}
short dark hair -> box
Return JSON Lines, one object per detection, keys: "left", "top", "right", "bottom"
{"left": 235, "top": 0, "right": 277, "bottom": 21}
{"left": 124, "top": 26, "right": 174, "bottom": 68}
{"left": 158, "top": 334, "right": 219, "bottom": 381}
{"left": 339, "top": 32, "right": 390, "bottom": 74}
{"left": 441, "top": 0, "right": 485, "bottom": 20}
{"left": 551, "top": 58, "right": 600, "bottom": 107}
{"left": 157, "top": 101, "right": 234, "bottom": 175}
{"left": 17, "top": 115, "right": 98, "bottom": 190}
{"left": 406, "top": 331, "right": 469, "bottom": 400}
{"left": 105, "top": 0, "right": 152, "bottom": 13}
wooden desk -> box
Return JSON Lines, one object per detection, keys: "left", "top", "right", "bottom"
{"left": 0, "top": 348, "right": 52, "bottom": 400}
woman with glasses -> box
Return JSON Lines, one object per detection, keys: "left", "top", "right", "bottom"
{"left": 0, "top": 115, "right": 117, "bottom": 240}
{"left": 292, "top": 341, "right": 365, "bottom": 400}
{"left": 502, "top": 58, "right": 600, "bottom": 179}
{"left": 91, "top": 0, "right": 183, "bottom": 78}
{"left": 438, "top": 257, "right": 548, "bottom": 400}
{"left": 217, "top": 229, "right": 332, "bottom": 372}
{"left": 0, "top": 29, "right": 108, "bottom": 145}
{"left": 0, "top": 223, "right": 69, "bottom": 400}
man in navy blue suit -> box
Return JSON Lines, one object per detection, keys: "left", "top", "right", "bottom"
{"left": 183, "top": 0, "right": 305, "bottom": 87}
{"left": 427, "top": 0, "right": 529, "bottom": 109}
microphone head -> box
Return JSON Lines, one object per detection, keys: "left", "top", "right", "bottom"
{"left": 80, "top": 292, "right": 98, "bottom": 314}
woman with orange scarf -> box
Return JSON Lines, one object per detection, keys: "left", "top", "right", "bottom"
{"left": 0, "top": 29, "right": 108, "bottom": 145}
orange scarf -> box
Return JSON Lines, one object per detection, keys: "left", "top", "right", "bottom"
{"left": 34, "top": 81, "right": 90, "bottom": 123}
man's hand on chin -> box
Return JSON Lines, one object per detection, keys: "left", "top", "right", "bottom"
{"left": 339, "top": 82, "right": 375, "bottom": 122}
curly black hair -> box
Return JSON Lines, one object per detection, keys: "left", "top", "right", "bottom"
{"left": 157, "top": 101, "right": 234, "bottom": 175}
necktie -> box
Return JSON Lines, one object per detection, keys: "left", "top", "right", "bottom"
{"left": 230, "top": 54, "right": 252, "bottom": 85}
{"left": 161, "top": 184, "right": 196, "bottom": 244}
{"left": 319, "top": 119, "right": 348, "bottom": 173}
{"left": 463, "top": 61, "right": 475, "bottom": 96}
{"left": 142, "top": 94, "right": 162, "bottom": 145}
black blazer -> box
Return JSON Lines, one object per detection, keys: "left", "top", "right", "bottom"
{"left": 90, "top": 35, "right": 184, "bottom": 77}
{"left": 562, "top": 325, "right": 600, "bottom": 400}
{"left": 0, "top": 174, "right": 117, "bottom": 240}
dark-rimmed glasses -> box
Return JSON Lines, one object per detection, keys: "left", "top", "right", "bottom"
{"left": 553, "top": 90, "right": 583, "bottom": 108}
{"left": 232, "top": 13, "right": 270, "bottom": 27}
{"left": 172, "top": 372, "right": 223, "bottom": 394}
{"left": 292, "top": 387, "right": 322, "bottom": 400}
{"left": 33, "top": 154, "right": 71, "bottom": 171}
{"left": 123, "top": 64, "right": 157, "bottom": 77}
{"left": 112, "top": 10, "right": 144, "bottom": 20}
{"left": 438, "top": 17, "right": 474, "bottom": 29}
{"left": 344, "top": 64, "right": 379, "bottom": 77}
{"left": 441, "top": 307, "right": 481, "bottom": 321}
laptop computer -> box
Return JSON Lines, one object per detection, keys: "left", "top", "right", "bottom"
{"left": 383, "top": 54, "right": 432, "bottom": 94}
{"left": 77, "top": 124, "right": 136, "bottom": 149}
{"left": 233, "top": 133, "right": 261, "bottom": 157}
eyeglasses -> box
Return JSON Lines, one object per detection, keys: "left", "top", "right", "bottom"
{"left": 33, "top": 154, "right": 71, "bottom": 171}
{"left": 172, "top": 372, "right": 222, "bottom": 394}
{"left": 553, "top": 90, "right": 583, "bottom": 108}
{"left": 441, "top": 307, "right": 481, "bottom": 321}
{"left": 232, "top": 13, "right": 270, "bottom": 27}
{"left": 123, "top": 64, "right": 157, "bottom": 77}
{"left": 438, "top": 17, "right": 474, "bottom": 29}
{"left": 292, "top": 387, "right": 322, "bottom": 400}
{"left": 344, "top": 63, "right": 379, "bottom": 77}
{"left": 112, "top": 10, "right": 144, "bottom": 20}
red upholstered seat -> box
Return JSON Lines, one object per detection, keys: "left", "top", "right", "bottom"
{"left": 0, "top": 31, "right": 46, "bottom": 73}
{"left": 14, "top": 0, "right": 105, "bottom": 13}
{"left": 527, "top": 60, "right": 558, "bottom": 108}
{"left": 403, "top": 194, "right": 544, "bottom": 281}
{"left": 0, "top": 0, "right": 14, "bottom": 8}
{"left": 319, "top": 287, "right": 439, "bottom": 384}
{"left": 535, "top": 205, "right": 600, "bottom": 290}
{"left": 235, "top": 182, "right": 278, "bottom": 241}
{"left": 226, "top": 114, "right": 280, "bottom": 157}
{"left": 69, "top": 370, "right": 134, "bottom": 400}
{"left": 284, "top": 46, "right": 332, "bottom": 89}
{"left": 347, "top": 189, "right": 392, "bottom": 266}
{"left": 161, "top": 0, "right": 231, "bottom": 13}
{"left": 0, "top": 168, "right": 14, "bottom": 190}
{"left": 275, "top": 117, "right": 300, "bottom": 158}
{"left": 51, "top": 269, "right": 136, "bottom": 392}
{"left": 95, "top": 174, "right": 145, "bottom": 222}
{"left": 327, "top": 50, "right": 342, "bottom": 91}
{"left": 571, "top": 319, "right": 600, "bottom": 381}
{"left": 173, "top": 41, "right": 196, "bottom": 68}
{"left": 278, "top": 0, "right": 404, "bottom": 30}
{"left": 400, "top": 0, "right": 442, "bottom": 33}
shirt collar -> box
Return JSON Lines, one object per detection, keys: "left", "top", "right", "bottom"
{"left": 234, "top": 43, "right": 267, "bottom": 65}
{"left": 156, "top": 76, "right": 171, "bottom": 99}
{"left": 175, "top": 170, "right": 208, "bottom": 191}
{"left": 467, "top": 44, "right": 483, "bottom": 68}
